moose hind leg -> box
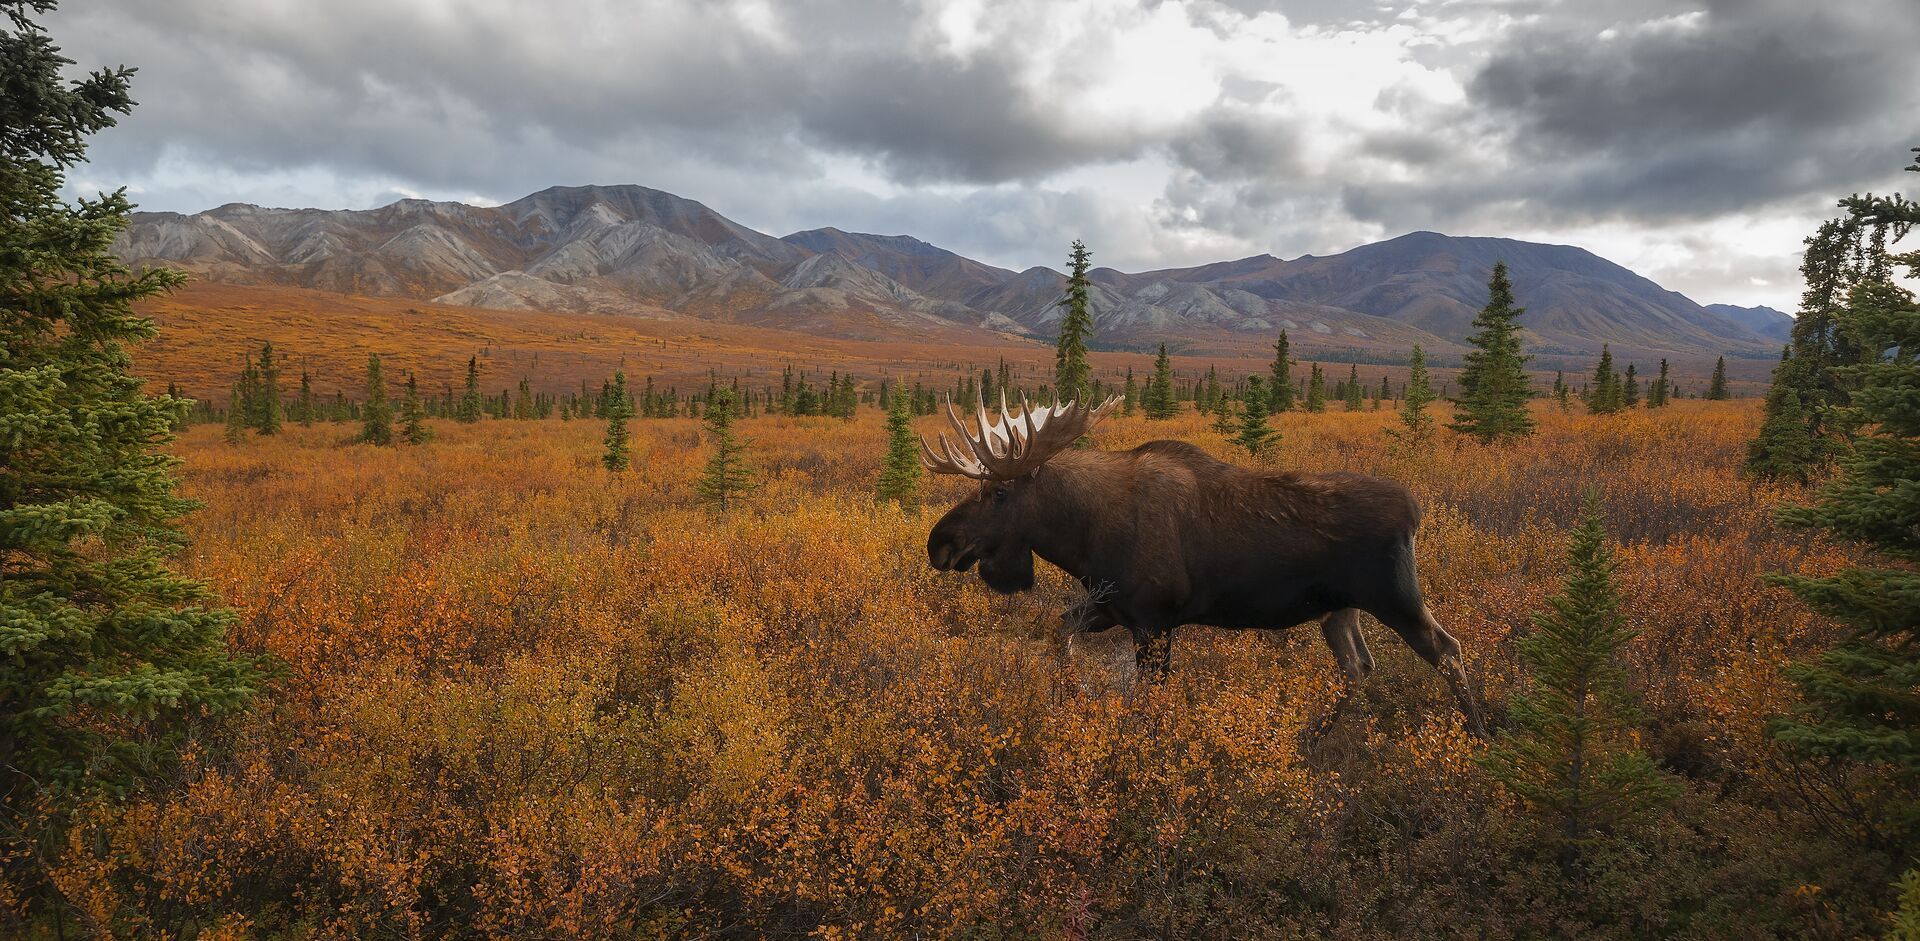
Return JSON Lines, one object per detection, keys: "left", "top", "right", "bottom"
{"left": 1319, "top": 608, "right": 1374, "bottom": 683}
{"left": 1370, "top": 601, "right": 1487, "bottom": 738}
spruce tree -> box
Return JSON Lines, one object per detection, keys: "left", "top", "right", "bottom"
{"left": 1648, "top": 360, "right": 1670, "bottom": 408}
{"left": 1622, "top": 363, "right": 1640, "bottom": 408}
{"left": 400, "top": 372, "right": 432, "bottom": 445}
{"left": 1449, "top": 262, "right": 1535, "bottom": 440}
{"left": 1705, "top": 357, "right": 1730, "bottom": 400}
{"left": 1747, "top": 163, "right": 1919, "bottom": 479}
{"left": 1388, "top": 344, "right": 1436, "bottom": 448}
{"left": 1587, "top": 345, "right": 1624, "bottom": 415}
{"left": 1745, "top": 348, "right": 1824, "bottom": 484}
{"left": 256, "top": 341, "right": 282, "bottom": 435}
{"left": 223, "top": 384, "right": 247, "bottom": 445}
{"left": 360, "top": 354, "right": 392, "bottom": 445}
{"left": 1767, "top": 277, "right": 1920, "bottom": 852}
{"left": 1122, "top": 367, "right": 1138, "bottom": 417}
{"left": 457, "top": 355, "right": 483, "bottom": 422}
{"left": 1144, "top": 343, "right": 1178, "bottom": 419}
{"left": 1343, "top": 363, "right": 1364, "bottom": 410}
{"left": 1235, "top": 376, "right": 1276, "bottom": 456}
{"left": 602, "top": 370, "right": 631, "bottom": 471}
{"left": 698, "top": 388, "right": 754, "bottom": 509}
{"left": 297, "top": 369, "right": 314, "bottom": 426}
{"left": 1480, "top": 491, "right": 1678, "bottom": 874}
{"left": 0, "top": 0, "right": 258, "bottom": 831}
{"left": 1269, "top": 329, "right": 1295, "bottom": 412}
{"left": 1305, "top": 363, "right": 1327, "bottom": 413}
{"left": 876, "top": 392, "right": 921, "bottom": 508}
{"left": 1054, "top": 240, "right": 1094, "bottom": 404}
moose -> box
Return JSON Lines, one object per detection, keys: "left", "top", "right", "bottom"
{"left": 920, "top": 393, "right": 1484, "bottom": 734}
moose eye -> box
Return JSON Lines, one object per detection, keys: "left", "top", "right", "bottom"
{"left": 991, "top": 486, "right": 1010, "bottom": 505}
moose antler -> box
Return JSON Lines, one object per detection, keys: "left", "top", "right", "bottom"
{"left": 918, "top": 392, "right": 1121, "bottom": 480}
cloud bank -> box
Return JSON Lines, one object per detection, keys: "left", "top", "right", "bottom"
{"left": 51, "top": 0, "right": 1920, "bottom": 308}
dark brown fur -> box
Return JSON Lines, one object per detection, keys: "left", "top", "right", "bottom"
{"left": 927, "top": 440, "right": 1483, "bottom": 732}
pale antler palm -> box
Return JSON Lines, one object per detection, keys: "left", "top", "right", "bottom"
{"left": 918, "top": 392, "right": 1122, "bottom": 480}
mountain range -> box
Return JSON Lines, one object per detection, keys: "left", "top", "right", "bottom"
{"left": 115, "top": 183, "right": 1792, "bottom": 361}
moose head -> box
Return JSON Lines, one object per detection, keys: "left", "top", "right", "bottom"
{"left": 920, "top": 393, "right": 1121, "bottom": 594}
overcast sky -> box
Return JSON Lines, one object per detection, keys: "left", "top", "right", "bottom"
{"left": 51, "top": 0, "right": 1920, "bottom": 310}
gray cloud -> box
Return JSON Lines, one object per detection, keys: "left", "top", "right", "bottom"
{"left": 1466, "top": 0, "right": 1920, "bottom": 219}
{"left": 40, "top": 0, "right": 1920, "bottom": 309}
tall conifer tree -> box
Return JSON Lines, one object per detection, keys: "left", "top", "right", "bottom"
{"left": 698, "top": 389, "right": 754, "bottom": 509}
{"left": 1449, "top": 262, "right": 1534, "bottom": 440}
{"left": 602, "top": 370, "right": 631, "bottom": 471}
{"left": 457, "top": 355, "right": 483, "bottom": 423}
{"left": 1144, "top": 344, "right": 1178, "bottom": 419}
{"left": 0, "top": 0, "right": 258, "bottom": 847}
{"left": 1235, "top": 376, "right": 1276, "bottom": 456}
{"left": 1305, "top": 363, "right": 1326, "bottom": 413}
{"left": 1587, "top": 345, "right": 1624, "bottom": 415}
{"left": 1054, "top": 240, "right": 1094, "bottom": 404}
{"left": 876, "top": 393, "right": 922, "bottom": 508}
{"left": 256, "top": 341, "right": 282, "bottom": 435}
{"left": 1270, "top": 329, "right": 1294, "bottom": 412}
{"left": 360, "top": 354, "right": 392, "bottom": 445}
{"left": 1768, "top": 277, "right": 1920, "bottom": 854}
{"left": 401, "top": 371, "right": 431, "bottom": 445}
{"left": 1705, "top": 357, "right": 1730, "bottom": 400}
{"left": 1389, "top": 344, "right": 1436, "bottom": 448}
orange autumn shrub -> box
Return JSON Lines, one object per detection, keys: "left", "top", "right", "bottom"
{"left": 29, "top": 400, "right": 1898, "bottom": 939}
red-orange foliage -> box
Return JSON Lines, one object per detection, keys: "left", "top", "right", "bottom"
{"left": 31, "top": 401, "right": 1887, "bottom": 938}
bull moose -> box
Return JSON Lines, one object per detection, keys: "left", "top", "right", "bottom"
{"left": 920, "top": 393, "right": 1485, "bottom": 734}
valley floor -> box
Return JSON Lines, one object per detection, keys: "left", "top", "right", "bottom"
{"left": 52, "top": 401, "right": 1899, "bottom": 938}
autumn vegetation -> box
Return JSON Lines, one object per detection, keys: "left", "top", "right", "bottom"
{"left": 8, "top": 2, "right": 1920, "bottom": 935}
{"left": 8, "top": 398, "right": 1900, "bottom": 939}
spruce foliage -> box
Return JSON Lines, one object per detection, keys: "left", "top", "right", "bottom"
{"left": 1448, "top": 262, "right": 1535, "bottom": 440}
{"left": 1269, "top": 329, "right": 1294, "bottom": 412}
{"left": 400, "top": 372, "right": 432, "bottom": 445}
{"left": 296, "top": 370, "right": 314, "bottom": 426}
{"left": 1235, "top": 376, "right": 1276, "bottom": 456}
{"left": 603, "top": 371, "right": 631, "bottom": 471}
{"left": 1305, "top": 363, "right": 1326, "bottom": 413}
{"left": 1745, "top": 348, "right": 1823, "bottom": 484}
{"left": 458, "top": 355, "right": 483, "bottom": 423}
{"left": 1054, "top": 240, "right": 1094, "bottom": 405}
{"left": 256, "top": 342, "right": 282, "bottom": 435}
{"left": 1767, "top": 277, "right": 1920, "bottom": 853}
{"left": 698, "top": 389, "right": 754, "bottom": 509}
{"left": 0, "top": 0, "right": 259, "bottom": 826}
{"left": 1587, "top": 345, "right": 1624, "bottom": 415}
{"left": 1144, "top": 344, "right": 1178, "bottom": 419}
{"left": 1388, "top": 344, "right": 1436, "bottom": 448}
{"left": 360, "top": 354, "right": 392, "bottom": 445}
{"left": 1706, "top": 357, "right": 1730, "bottom": 400}
{"left": 1480, "top": 491, "right": 1678, "bottom": 874}
{"left": 876, "top": 392, "right": 921, "bottom": 509}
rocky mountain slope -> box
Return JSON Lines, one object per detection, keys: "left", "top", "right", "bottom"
{"left": 117, "top": 183, "right": 1788, "bottom": 358}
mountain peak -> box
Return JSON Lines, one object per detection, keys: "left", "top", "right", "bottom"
{"left": 115, "top": 182, "right": 1785, "bottom": 358}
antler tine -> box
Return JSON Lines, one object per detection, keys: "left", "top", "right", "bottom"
{"left": 923, "top": 392, "right": 1123, "bottom": 480}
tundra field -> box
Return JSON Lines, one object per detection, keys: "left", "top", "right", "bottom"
{"left": 48, "top": 395, "right": 1899, "bottom": 938}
